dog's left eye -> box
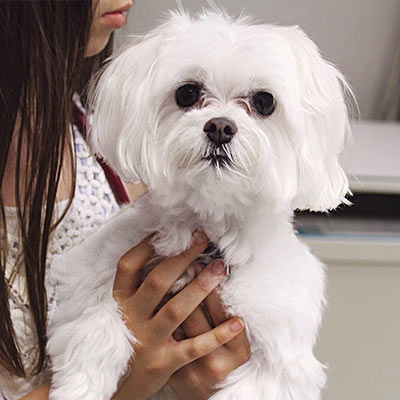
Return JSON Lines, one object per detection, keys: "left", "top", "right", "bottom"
{"left": 175, "top": 84, "right": 201, "bottom": 108}
{"left": 252, "top": 92, "right": 275, "bottom": 116}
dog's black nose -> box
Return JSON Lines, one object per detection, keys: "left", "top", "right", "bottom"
{"left": 204, "top": 118, "right": 237, "bottom": 146}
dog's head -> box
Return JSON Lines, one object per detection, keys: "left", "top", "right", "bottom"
{"left": 91, "top": 11, "right": 352, "bottom": 215}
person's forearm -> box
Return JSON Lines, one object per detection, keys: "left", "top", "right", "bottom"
{"left": 19, "top": 383, "right": 50, "bottom": 400}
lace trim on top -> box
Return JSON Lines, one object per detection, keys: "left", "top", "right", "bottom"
{"left": 0, "top": 126, "right": 119, "bottom": 399}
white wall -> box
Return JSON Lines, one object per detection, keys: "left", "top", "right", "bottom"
{"left": 306, "top": 238, "right": 400, "bottom": 400}
{"left": 115, "top": 0, "right": 400, "bottom": 120}
{"left": 317, "top": 261, "right": 400, "bottom": 400}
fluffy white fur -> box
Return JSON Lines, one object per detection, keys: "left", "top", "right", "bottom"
{"left": 47, "top": 10, "right": 352, "bottom": 400}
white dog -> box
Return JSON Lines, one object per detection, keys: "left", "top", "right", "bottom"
{"left": 47, "top": 10, "right": 352, "bottom": 400}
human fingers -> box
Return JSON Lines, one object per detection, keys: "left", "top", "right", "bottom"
{"left": 182, "top": 296, "right": 250, "bottom": 369}
{"left": 131, "top": 231, "right": 208, "bottom": 319}
{"left": 182, "top": 305, "right": 212, "bottom": 338}
{"left": 169, "top": 366, "right": 214, "bottom": 400}
{"left": 168, "top": 325, "right": 250, "bottom": 400}
{"left": 153, "top": 260, "right": 226, "bottom": 340}
{"left": 205, "top": 290, "right": 250, "bottom": 355}
{"left": 113, "top": 234, "right": 155, "bottom": 301}
{"left": 203, "top": 287, "right": 229, "bottom": 327}
{"left": 172, "top": 318, "right": 245, "bottom": 370}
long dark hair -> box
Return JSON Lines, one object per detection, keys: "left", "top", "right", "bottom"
{"left": 0, "top": 0, "right": 110, "bottom": 377}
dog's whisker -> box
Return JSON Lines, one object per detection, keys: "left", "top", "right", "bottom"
{"left": 225, "top": 163, "right": 249, "bottom": 179}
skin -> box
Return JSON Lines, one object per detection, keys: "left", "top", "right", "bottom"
{"left": 15, "top": 1, "right": 251, "bottom": 399}
{"left": 86, "top": 0, "right": 130, "bottom": 57}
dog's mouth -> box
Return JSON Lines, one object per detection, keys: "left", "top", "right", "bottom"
{"left": 202, "top": 146, "right": 231, "bottom": 167}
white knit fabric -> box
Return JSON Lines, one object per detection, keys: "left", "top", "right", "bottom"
{"left": 0, "top": 126, "right": 119, "bottom": 399}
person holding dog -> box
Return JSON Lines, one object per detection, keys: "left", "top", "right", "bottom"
{"left": 0, "top": 1, "right": 250, "bottom": 399}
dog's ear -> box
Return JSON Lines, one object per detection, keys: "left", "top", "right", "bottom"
{"left": 90, "top": 11, "right": 194, "bottom": 183}
{"left": 89, "top": 31, "right": 165, "bottom": 183}
{"left": 283, "top": 26, "right": 353, "bottom": 212}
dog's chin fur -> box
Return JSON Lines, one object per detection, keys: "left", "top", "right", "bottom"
{"left": 47, "top": 9, "right": 353, "bottom": 400}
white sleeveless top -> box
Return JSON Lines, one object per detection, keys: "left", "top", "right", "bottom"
{"left": 0, "top": 127, "right": 119, "bottom": 399}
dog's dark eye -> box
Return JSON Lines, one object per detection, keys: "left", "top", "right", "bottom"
{"left": 252, "top": 92, "right": 275, "bottom": 116}
{"left": 176, "top": 84, "right": 200, "bottom": 108}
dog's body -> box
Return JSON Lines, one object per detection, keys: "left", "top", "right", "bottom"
{"left": 47, "top": 10, "right": 352, "bottom": 400}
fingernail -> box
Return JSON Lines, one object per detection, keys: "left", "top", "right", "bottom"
{"left": 230, "top": 319, "right": 244, "bottom": 333}
{"left": 211, "top": 260, "right": 225, "bottom": 276}
{"left": 197, "top": 260, "right": 225, "bottom": 290}
{"left": 193, "top": 230, "right": 208, "bottom": 245}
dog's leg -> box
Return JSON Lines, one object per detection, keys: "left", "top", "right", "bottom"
{"left": 47, "top": 201, "right": 155, "bottom": 399}
{"left": 48, "top": 298, "right": 134, "bottom": 400}
{"left": 206, "top": 352, "right": 325, "bottom": 400}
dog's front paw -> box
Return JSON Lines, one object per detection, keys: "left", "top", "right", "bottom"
{"left": 152, "top": 226, "right": 200, "bottom": 257}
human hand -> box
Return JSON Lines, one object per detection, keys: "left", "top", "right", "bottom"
{"left": 112, "top": 232, "right": 245, "bottom": 400}
{"left": 168, "top": 287, "right": 251, "bottom": 399}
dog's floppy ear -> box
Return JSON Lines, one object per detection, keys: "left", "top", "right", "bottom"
{"left": 89, "top": 31, "right": 164, "bottom": 183}
{"left": 283, "top": 26, "right": 353, "bottom": 212}
{"left": 90, "top": 11, "right": 194, "bottom": 183}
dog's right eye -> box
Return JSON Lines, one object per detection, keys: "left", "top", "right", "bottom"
{"left": 175, "top": 84, "right": 200, "bottom": 108}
